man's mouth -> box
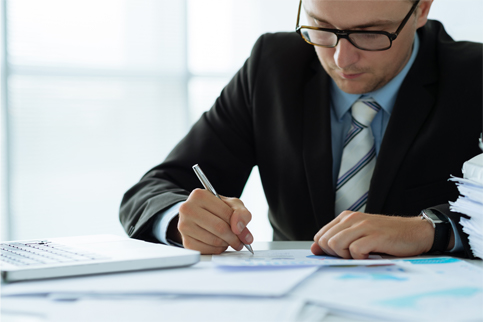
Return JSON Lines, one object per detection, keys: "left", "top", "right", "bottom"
{"left": 339, "top": 72, "right": 364, "bottom": 80}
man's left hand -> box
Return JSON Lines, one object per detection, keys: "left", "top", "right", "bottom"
{"left": 311, "top": 211, "right": 439, "bottom": 259}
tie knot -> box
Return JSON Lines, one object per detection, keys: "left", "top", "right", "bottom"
{"left": 351, "top": 98, "right": 381, "bottom": 127}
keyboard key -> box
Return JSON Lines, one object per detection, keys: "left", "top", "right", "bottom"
{"left": 1, "top": 242, "right": 108, "bottom": 267}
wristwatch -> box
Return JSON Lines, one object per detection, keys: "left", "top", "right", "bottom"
{"left": 419, "top": 209, "right": 451, "bottom": 253}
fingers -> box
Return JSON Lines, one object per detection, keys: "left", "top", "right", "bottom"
{"left": 313, "top": 211, "right": 362, "bottom": 258}
{"left": 182, "top": 235, "right": 228, "bottom": 255}
{"left": 311, "top": 231, "right": 370, "bottom": 259}
{"left": 178, "top": 189, "right": 253, "bottom": 254}
{"left": 190, "top": 189, "right": 234, "bottom": 223}
{"left": 312, "top": 213, "right": 433, "bottom": 259}
{"left": 195, "top": 211, "right": 244, "bottom": 251}
{"left": 178, "top": 209, "right": 242, "bottom": 250}
{"left": 310, "top": 242, "right": 325, "bottom": 255}
{"left": 312, "top": 211, "right": 352, "bottom": 242}
{"left": 325, "top": 225, "right": 366, "bottom": 259}
{"left": 237, "top": 227, "right": 254, "bottom": 245}
{"left": 221, "top": 196, "right": 254, "bottom": 244}
{"left": 347, "top": 236, "right": 373, "bottom": 259}
{"left": 221, "top": 196, "right": 252, "bottom": 235}
{"left": 179, "top": 191, "right": 243, "bottom": 252}
{"left": 316, "top": 230, "right": 372, "bottom": 259}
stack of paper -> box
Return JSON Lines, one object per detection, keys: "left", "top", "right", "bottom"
{"left": 449, "top": 153, "right": 483, "bottom": 259}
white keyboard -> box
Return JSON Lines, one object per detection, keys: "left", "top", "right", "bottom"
{"left": 0, "top": 241, "right": 109, "bottom": 267}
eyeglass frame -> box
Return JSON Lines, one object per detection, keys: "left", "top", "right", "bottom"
{"left": 295, "top": 0, "right": 421, "bottom": 51}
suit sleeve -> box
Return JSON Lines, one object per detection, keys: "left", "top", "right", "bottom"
{"left": 119, "top": 35, "right": 267, "bottom": 242}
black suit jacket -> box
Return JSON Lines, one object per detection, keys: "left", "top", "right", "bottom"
{"left": 120, "top": 20, "right": 482, "bottom": 258}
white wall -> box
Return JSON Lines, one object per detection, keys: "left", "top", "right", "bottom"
{"left": 0, "top": 0, "right": 7, "bottom": 241}
{"left": 428, "top": 0, "right": 483, "bottom": 43}
{"left": 4, "top": 0, "right": 189, "bottom": 240}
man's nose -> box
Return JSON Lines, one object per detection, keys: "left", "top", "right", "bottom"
{"left": 334, "top": 38, "right": 360, "bottom": 70}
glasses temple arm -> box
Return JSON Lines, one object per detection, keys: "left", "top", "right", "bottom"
{"left": 394, "top": 0, "right": 421, "bottom": 36}
{"left": 296, "top": 0, "right": 303, "bottom": 30}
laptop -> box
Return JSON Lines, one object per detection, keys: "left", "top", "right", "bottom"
{"left": 0, "top": 234, "right": 200, "bottom": 282}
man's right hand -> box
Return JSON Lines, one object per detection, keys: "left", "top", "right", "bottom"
{"left": 175, "top": 189, "right": 253, "bottom": 254}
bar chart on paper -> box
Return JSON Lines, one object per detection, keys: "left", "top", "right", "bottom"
{"left": 212, "top": 249, "right": 391, "bottom": 267}
{"left": 290, "top": 257, "right": 483, "bottom": 321}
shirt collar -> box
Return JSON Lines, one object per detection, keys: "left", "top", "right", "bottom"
{"left": 331, "top": 33, "right": 420, "bottom": 121}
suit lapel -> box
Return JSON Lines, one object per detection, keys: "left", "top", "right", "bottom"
{"left": 366, "top": 84, "right": 434, "bottom": 213}
{"left": 302, "top": 61, "right": 335, "bottom": 229}
{"left": 366, "top": 29, "right": 438, "bottom": 213}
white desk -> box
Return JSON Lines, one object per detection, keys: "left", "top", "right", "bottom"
{"left": 2, "top": 241, "right": 482, "bottom": 322}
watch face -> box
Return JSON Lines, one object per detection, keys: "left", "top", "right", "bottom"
{"left": 423, "top": 210, "right": 444, "bottom": 224}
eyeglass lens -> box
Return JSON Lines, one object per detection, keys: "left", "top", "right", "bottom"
{"left": 301, "top": 28, "right": 391, "bottom": 50}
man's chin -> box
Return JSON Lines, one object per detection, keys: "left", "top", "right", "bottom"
{"left": 334, "top": 81, "right": 369, "bottom": 94}
{"left": 333, "top": 77, "right": 380, "bottom": 95}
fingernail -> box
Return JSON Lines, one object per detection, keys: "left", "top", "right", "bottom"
{"left": 237, "top": 222, "right": 245, "bottom": 233}
{"left": 245, "top": 232, "right": 253, "bottom": 243}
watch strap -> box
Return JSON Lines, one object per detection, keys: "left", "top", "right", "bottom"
{"left": 423, "top": 209, "right": 451, "bottom": 253}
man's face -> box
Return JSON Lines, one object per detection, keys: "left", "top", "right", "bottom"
{"left": 303, "top": 0, "right": 430, "bottom": 94}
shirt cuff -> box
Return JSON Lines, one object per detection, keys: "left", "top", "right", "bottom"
{"left": 152, "top": 201, "right": 185, "bottom": 247}
{"left": 447, "top": 217, "right": 464, "bottom": 253}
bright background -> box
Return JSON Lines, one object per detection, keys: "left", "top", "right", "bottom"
{"left": 1, "top": 0, "right": 482, "bottom": 242}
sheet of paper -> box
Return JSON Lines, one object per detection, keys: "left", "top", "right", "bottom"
{"left": 1, "top": 261, "right": 318, "bottom": 297}
{"left": 212, "top": 249, "right": 391, "bottom": 267}
{"left": 1, "top": 295, "right": 329, "bottom": 322}
{"left": 290, "top": 257, "right": 483, "bottom": 321}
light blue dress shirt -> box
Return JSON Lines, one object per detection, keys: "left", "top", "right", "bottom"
{"left": 329, "top": 34, "right": 419, "bottom": 188}
{"left": 153, "top": 33, "right": 462, "bottom": 252}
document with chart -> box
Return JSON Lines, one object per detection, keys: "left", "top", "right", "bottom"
{"left": 290, "top": 257, "right": 483, "bottom": 321}
{"left": 212, "top": 249, "right": 391, "bottom": 267}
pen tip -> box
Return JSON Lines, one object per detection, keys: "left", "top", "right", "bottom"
{"left": 245, "top": 244, "right": 254, "bottom": 255}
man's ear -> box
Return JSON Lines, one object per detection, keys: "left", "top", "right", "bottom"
{"left": 416, "top": 0, "right": 434, "bottom": 29}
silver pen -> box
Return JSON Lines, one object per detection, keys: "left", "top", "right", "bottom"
{"left": 192, "top": 164, "right": 254, "bottom": 255}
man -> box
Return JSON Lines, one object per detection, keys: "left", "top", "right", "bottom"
{"left": 120, "top": 0, "right": 482, "bottom": 258}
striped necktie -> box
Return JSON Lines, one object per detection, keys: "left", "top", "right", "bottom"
{"left": 335, "top": 97, "right": 381, "bottom": 215}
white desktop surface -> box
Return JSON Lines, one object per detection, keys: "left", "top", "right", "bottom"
{"left": 2, "top": 241, "right": 482, "bottom": 322}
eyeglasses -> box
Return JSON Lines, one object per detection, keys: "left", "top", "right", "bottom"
{"left": 295, "top": 0, "right": 420, "bottom": 51}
